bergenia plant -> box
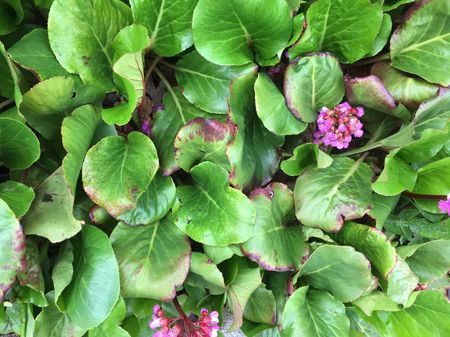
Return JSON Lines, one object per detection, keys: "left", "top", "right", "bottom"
{"left": 0, "top": 0, "right": 449, "bottom": 337}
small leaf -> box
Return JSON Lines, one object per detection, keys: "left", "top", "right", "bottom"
{"left": 187, "top": 252, "right": 226, "bottom": 295}
{"left": 281, "top": 143, "right": 333, "bottom": 177}
{"left": 299, "top": 245, "right": 373, "bottom": 302}
{"left": 294, "top": 157, "right": 373, "bottom": 232}
{"left": 82, "top": 132, "right": 159, "bottom": 218}
{"left": 255, "top": 73, "right": 306, "bottom": 135}
{"left": 242, "top": 183, "right": 306, "bottom": 271}
{"left": 414, "top": 90, "right": 450, "bottom": 134}
{"left": 173, "top": 161, "right": 255, "bottom": 246}
{"left": 284, "top": 54, "right": 345, "bottom": 122}
{"left": 352, "top": 291, "right": 400, "bottom": 316}
{"left": 244, "top": 286, "right": 276, "bottom": 325}
{"left": 0, "top": 0, "right": 23, "bottom": 35}
{"left": 111, "top": 216, "right": 191, "bottom": 301}
{"left": 0, "top": 181, "right": 34, "bottom": 217}
{"left": 366, "top": 14, "right": 392, "bottom": 57}
{"left": 386, "top": 256, "right": 418, "bottom": 306}
{"left": 192, "top": 0, "right": 293, "bottom": 65}
{"left": 174, "top": 117, "right": 233, "bottom": 172}
{"left": 175, "top": 51, "right": 256, "bottom": 113}
{"left": 52, "top": 241, "right": 74, "bottom": 311}
{"left": 282, "top": 286, "right": 350, "bottom": 337}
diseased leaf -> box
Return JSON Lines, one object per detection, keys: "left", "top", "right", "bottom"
{"left": 173, "top": 161, "right": 255, "bottom": 246}
{"left": 110, "top": 216, "right": 191, "bottom": 300}
{"left": 0, "top": 181, "right": 34, "bottom": 217}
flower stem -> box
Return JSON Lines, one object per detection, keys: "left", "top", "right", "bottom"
{"left": 173, "top": 297, "right": 189, "bottom": 320}
{"left": 402, "top": 192, "right": 445, "bottom": 200}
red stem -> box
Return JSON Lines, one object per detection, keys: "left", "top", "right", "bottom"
{"left": 402, "top": 191, "right": 445, "bottom": 200}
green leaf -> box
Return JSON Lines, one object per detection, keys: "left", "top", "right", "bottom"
{"left": 110, "top": 216, "right": 191, "bottom": 300}
{"left": 118, "top": 173, "right": 176, "bottom": 226}
{"left": 299, "top": 245, "right": 373, "bottom": 302}
{"left": 52, "top": 241, "right": 74, "bottom": 311}
{"left": 255, "top": 73, "right": 306, "bottom": 135}
{"left": 227, "top": 74, "right": 284, "bottom": 191}
{"left": 20, "top": 76, "right": 103, "bottom": 139}
{"left": 8, "top": 28, "right": 72, "bottom": 80}
{"left": 371, "top": 62, "right": 439, "bottom": 107}
{"left": 397, "top": 240, "right": 450, "bottom": 283}
{"left": 383, "top": 0, "right": 414, "bottom": 12}
{"left": 368, "top": 194, "right": 399, "bottom": 229}
{"left": 175, "top": 51, "right": 256, "bottom": 114}
{"left": 244, "top": 286, "right": 276, "bottom": 325}
{"left": 385, "top": 256, "right": 418, "bottom": 306}
{"left": 82, "top": 132, "right": 159, "bottom": 218}
{"left": 151, "top": 87, "right": 213, "bottom": 174}
{"left": 335, "top": 222, "right": 397, "bottom": 278}
{"left": 173, "top": 161, "right": 255, "bottom": 246}
{"left": 282, "top": 286, "right": 350, "bottom": 337}
{"left": 398, "top": 127, "right": 449, "bottom": 163}
{"left": 281, "top": 143, "right": 333, "bottom": 177}
{"left": 102, "top": 24, "right": 149, "bottom": 125}
{"left": 0, "top": 198, "right": 25, "bottom": 302}
{"left": 390, "top": 0, "right": 450, "bottom": 86}
{"left": 23, "top": 168, "right": 83, "bottom": 243}
{"left": 203, "top": 244, "right": 243, "bottom": 264}
{"left": 294, "top": 157, "right": 373, "bottom": 232}
{"left": 366, "top": 14, "right": 392, "bottom": 57}
{"left": 361, "top": 291, "right": 450, "bottom": 337}
{"left": 0, "top": 117, "right": 40, "bottom": 169}
{"left": 62, "top": 105, "right": 100, "bottom": 193}
{"left": 131, "top": 0, "right": 197, "bottom": 56}
{"left": 34, "top": 292, "right": 86, "bottom": 337}
{"left": 413, "top": 91, "right": 450, "bottom": 135}
{"left": 0, "top": 0, "right": 23, "bottom": 35}
{"left": 372, "top": 150, "right": 417, "bottom": 196}
{"left": 89, "top": 297, "right": 130, "bottom": 337}
{"left": 352, "top": 291, "right": 400, "bottom": 316}
{"left": 0, "top": 181, "right": 34, "bottom": 217}
{"left": 187, "top": 252, "right": 226, "bottom": 295}
{"left": 288, "top": 0, "right": 383, "bottom": 63}
{"left": 62, "top": 225, "right": 120, "bottom": 330}
{"left": 192, "top": 0, "right": 293, "bottom": 65}
{"left": 345, "top": 75, "right": 396, "bottom": 113}
{"left": 284, "top": 54, "right": 345, "bottom": 122}
{"left": 48, "top": 0, "right": 132, "bottom": 91}
{"left": 242, "top": 183, "right": 306, "bottom": 271}
{"left": 174, "top": 117, "right": 233, "bottom": 172}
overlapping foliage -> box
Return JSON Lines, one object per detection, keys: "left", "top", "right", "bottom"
{"left": 0, "top": 0, "right": 449, "bottom": 336}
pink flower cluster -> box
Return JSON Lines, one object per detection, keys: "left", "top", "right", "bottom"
{"left": 313, "top": 102, "right": 364, "bottom": 149}
{"left": 438, "top": 194, "right": 450, "bottom": 216}
{"left": 149, "top": 305, "right": 219, "bottom": 337}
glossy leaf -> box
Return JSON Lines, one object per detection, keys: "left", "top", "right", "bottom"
{"left": 242, "top": 183, "right": 306, "bottom": 271}
{"left": 192, "top": 0, "right": 292, "bottom": 65}
{"left": 284, "top": 54, "right": 344, "bottom": 122}
{"left": 173, "top": 161, "right": 255, "bottom": 246}
{"left": 110, "top": 216, "right": 191, "bottom": 300}
{"left": 0, "top": 181, "right": 34, "bottom": 217}
{"left": 367, "top": 14, "right": 392, "bottom": 57}
{"left": 294, "top": 157, "right": 373, "bottom": 232}
{"left": 82, "top": 132, "right": 159, "bottom": 218}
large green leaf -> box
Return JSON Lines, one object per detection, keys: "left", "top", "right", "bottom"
{"left": 335, "top": 222, "right": 397, "bottom": 278}
{"left": 294, "top": 157, "right": 373, "bottom": 232}
{"left": 131, "top": 0, "right": 197, "bottom": 56}
{"left": 62, "top": 105, "right": 100, "bottom": 194}
{"left": 118, "top": 173, "right": 176, "bottom": 226}
{"left": 299, "top": 245, "right": 373, "bottom": 302}
{"left": 48, "top": 0, "right": 132, "bottom": 91}
{"left": 371, "top": 62, "right": 439, "bottom": 107}
{"left": 20, "top": 76, "right": 103, "bottom": 139}
{"left": 390, "top": 0, "right": 450, "bottom": 86}
{"left": 397, "top": 240, "right": 450, "bottom": 283}
{"left": 62, "top": 225, "right": 120, "bottom": 330}
{"left": 8, "top": 28, "right": 72, "bottom": 80}
{"left": 173, "top": 161, "right": 255, "bottom": 246}
{"left": 282, "top": 286, "right": 350, "bottom": 337}
{"left": 281, "top": 143, "right": 333, "bottom": 177}
{"left": 288, "top": 0, "right": 383, "bottom": 63}
{"left": 0, "top": 198, "right": 25, "bottom": 302}
{"left": 82, "top": 132, "right": 159, "bottom": 218}
{"left": 175, "top": 51, "right": 256, "bottom": 114}
{"left": 186, "top": 252, "right": 226, "bottom": 295}
{"left": 174, "top": 117, "right": 233, "bottom": 172}
{"left": 0, "top": 181, "right": 34, "bottom": 217}
{"left": 413, "top": 90, "right": 450, "bottom": 134}
{"left": 192, "top": 0, "right": 292, "bottom": 65}
{"left": 255, "top": 73, "right": 306, "bottom": 135}
{"left": 361, "top": 291, "right": 450, "bottom": 337}
{"left": 0, "top": 117, "right": 40, "bottom": 169}
{"left": 23, "top": 168, "right": 83, "bottom": 243}
{"left": 284, "top": 54, "right": 345, "bottom": 122}
{"left": 242, "top": 183, "right": 306, "bottom": 271}
{"left": 110, "top": 216, "right": 191, "bottom": 300}
{"left": 151, "top": 87, "right": 213, "bottom": 174}
{"left": 227, "top": 74, "right": 283, "bottom": 192}
{"left": 102, "top": 24, "right": 149, "bottom": 125}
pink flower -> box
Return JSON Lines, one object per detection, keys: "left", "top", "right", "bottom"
{"left": 438, "top": 194, "right": 450, "bottom": 216}
{"left": 313, "top": 102, "right": 364, "bottom": 149}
